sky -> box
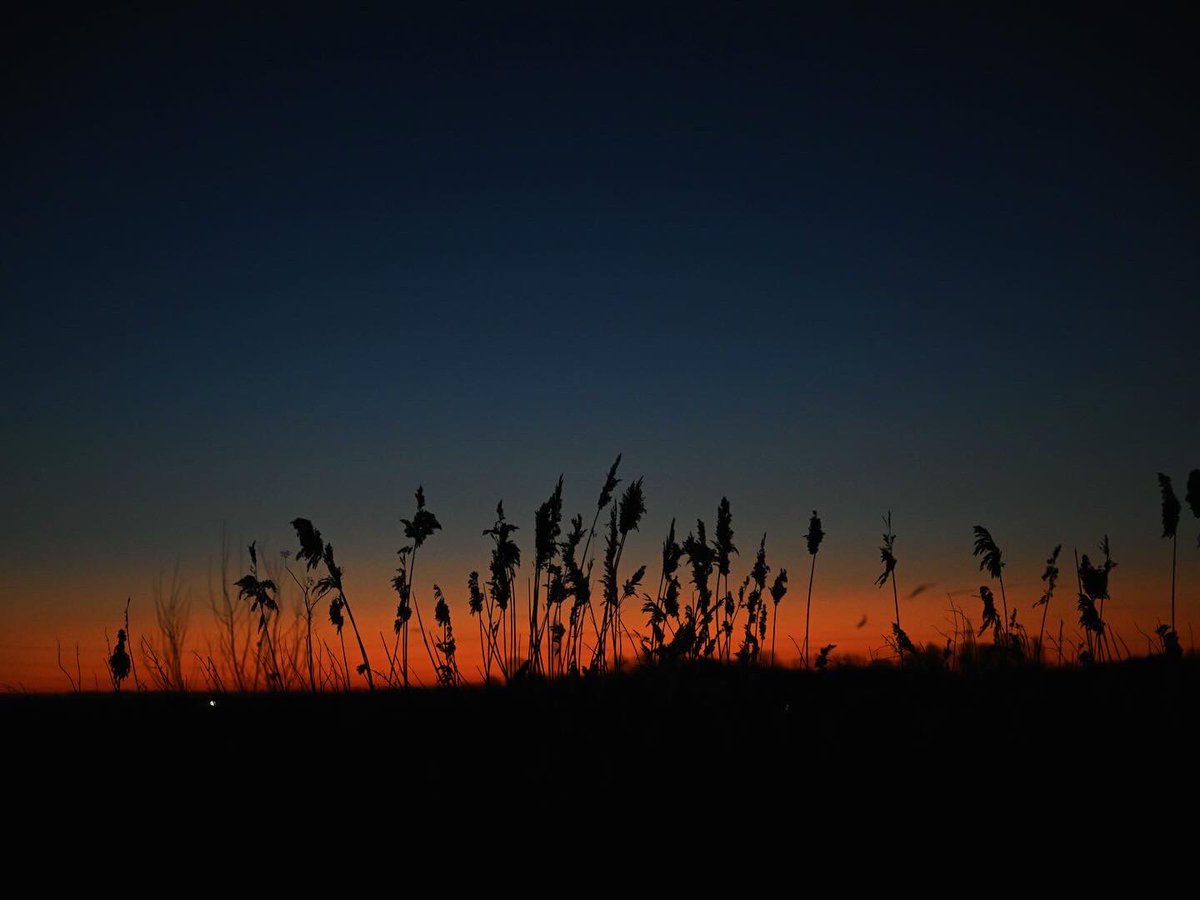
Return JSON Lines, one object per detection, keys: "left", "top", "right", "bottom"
{"left": 2, "top": 2, "right": 1198, "bottom": 689}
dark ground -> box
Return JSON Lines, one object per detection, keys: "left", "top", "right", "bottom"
{"left": 8, "top": 659, "right": 1196, "bottom": 817}
{"left": 9, "top": 663, "right": 1190, "bottom": 885}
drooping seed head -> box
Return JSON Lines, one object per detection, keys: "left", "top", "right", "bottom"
{"left": 972, "top": 525, "right": 1004, "bottom": 580}
{"left": 598, "top": 454, "right": 622, "bottom": 511}
{"left": 806, "top": 511, "right": 825, "bottom": 556}
{"left": 1158, "top": 473, "right": 1181, "bottom": 539}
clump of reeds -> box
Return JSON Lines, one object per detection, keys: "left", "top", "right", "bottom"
{"left": 483, "top": 502, "right": 521, "bottom": 678}
{"left": 736, "top": 535, "right": 769, "bottom": 663}
{"left": 681, "top": 519, "right": 716, "bottom": 658}
{"left": 530, "top": 477, "right": 564, "bottom": 674}
{"left": 642, "top": 518, "right": 683, "bottom": 660}
{"left": 557, "top": 455, "right": 621, "bottom": 674}
{"left": 593, "top": 477, "right": 646, "bottom": 672}
{"left": 713, "top": 497, "right": 738, "bottom": 661}
{"left": 560, "top": 514, "right": 591, "bottom": 674}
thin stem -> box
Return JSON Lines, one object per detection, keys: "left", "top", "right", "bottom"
{"left": 1073, "top": 548, "right": 1091, "bottom": 661}
{"left": 892, "top": 571, "right": 902, "bottom": 668}
{"left": 1038, "top": 596, "right": 1051, "bottom": 666}
{"left": 338, "top": 591, "right": 375, "bottom": 691}
{"left": 803, "top": 553, "right": 817, "bottom": 669}
{"left": 338, "top": 630, "right": 350, "bottom": 693}
{"left": 1170, "top": 532, "right": 1177, "bottom": 632}
{"left": 997, "top": 570, "right": 1009, "bottom": 640}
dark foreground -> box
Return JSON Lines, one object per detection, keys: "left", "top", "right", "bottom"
{"left": 9, "top": 659, "right": 1197, "bottom": 820}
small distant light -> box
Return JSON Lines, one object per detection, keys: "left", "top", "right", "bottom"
{"left": 209, "top": 700, "right": 216, "bottom": 707}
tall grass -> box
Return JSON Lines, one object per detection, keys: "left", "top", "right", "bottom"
{"left": 768, "top": 566, "right": 788, "bottom": 667}
{"left": 1076, "top": 537, "right": 1116, "bottom": 663}
{"left": 1158, "top": 473, "right": 1181, "bottom": 641}
{"left": 561, "top": 514, "right": 591, "bottom": 675}
{"left": 713, "top": 498, "right": 737, "bottom": 662}
{"left": 235, "top": 541, "right": 280, "bottom": 688}
{"left": 390, "top": 486, "right": 442, "bottom": 688}
{"left": 594, "top": 478, "right": 646, "bottom": 672}
{"left": 876, "top": 512, "right": 911, "bottom": 662}
{"left": 972, "top": 526, "right": 1009, "bottom": 649}
{"left": 642, "top": 518, "right": 683, "bottom": 660}
{"left": 1188, "top": 470, "right": 1200, "bottom": 549}
{"left": 483, "top": 502, "right": 521, "bottom": 678}
{"left": 142, "top": 565, "right": 190, "bottom": 691}
{"left": 801, "top": 510, "right": 824, "bottom": 668}
{"left": 977, "top": 586, "right": 1001, "bottom": 645}
{"left": 74, "top": 463, "right": 1200, "bottom": 694}
{"left": 682, "top": 520, "right": 716, "bottom": 659}
{"left": 1032, "top": 544, "right": 1062, "bottom": 664}
{"left": 292, "top": 518, "right": 374, "bottom": 691}
{"left": 736, "top": 535, "right": 769, "bottom": 663}
{"left": 428, "top": 585, "right": 461, "bottom": 686}
{"left": 530, "top": 477, "right": 564, "bottom": 675}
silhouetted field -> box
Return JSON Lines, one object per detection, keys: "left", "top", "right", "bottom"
{"left": 8, "top": 658, "right": 1196, "bottom": 822}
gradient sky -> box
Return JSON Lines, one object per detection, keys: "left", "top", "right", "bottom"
{"left": 3, "top": 3, "right": 1197, "bottom": 689}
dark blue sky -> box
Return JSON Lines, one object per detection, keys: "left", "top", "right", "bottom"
{"left": 2, "top": 3, "right": 1197, "bottom": 655}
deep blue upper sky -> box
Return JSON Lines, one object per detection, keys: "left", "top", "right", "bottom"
{"left": 2, "top": 3, "right": 1197, "bottom": 619}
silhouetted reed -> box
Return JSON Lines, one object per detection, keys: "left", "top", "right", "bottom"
{"left": 972, "top": 526, "right": 1009, "bottom": 644}
{"left": 814, "top": 643, "right": 836, "bottom": 670}
{"left": 876, "top": 512, "right": 910, "bottom": 662}
{"left": 82, "top": 460, "right": 1200, "bottom": 696}
{"left": 389, "top": 486, "right": 442, "bottom": 688}
{"left": 713, "top": 497, "right": 738, "bottom": 661}
{"left": 1188, "top": 470, "right": 1200, "bottom": 548}
{"left": 235, "top": 541, "right": 281, "bottom": 687}
{"left": 428, "top": 584, "right": 460, "bottom": 686}
{"left": 279, "top": 550, "right": 319, "bottom": 692}
{"left": 1076, "top": 537, "right": 1116, "bottom": 663}
{"left": 768, "top": 567, "right": 788, "bottom": 667}
{"left": 560, "top": 514, "right": 591, "bottom": 674}
{"left": 802, "top": 510, "right": 824, "bottom": 667}
{"left": 141, "top": 566, "right": 190, "bottom": 691}
{"left": 108, "top": 627, "right": 131, "bottom": 691}
{"left": 977, "top": 585, "right": 1001, "bottom": 645}
{"left": 482, "top": 502, "right": 521, "bottom": 678}
{"left": 642, "top": 518, "right": 683, "bottom": 659}
{"left": 682, "top": 520, "right": 716, "bottom": 659}
{"left": 593, "top": 477, "right": 646, "bottom": 672}
{"left": 736, "top": 535, "right": 769, "bottom": 663}
{"left": 1158, "top": 473, "right": 1181, "bottom": 639}
{"left": 530, "top": 477, "right": 563, "bottom": 675}
{"left": 557, "top": 455, "right": 620, "bottom": 674}
{"left": 293, "top": 517, "right": 374, "bottom": 690}
{"left": 1032, "top": 544, "right": 1062, "bottom": 664}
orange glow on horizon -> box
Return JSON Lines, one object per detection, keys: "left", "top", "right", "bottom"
{"left": 4, "top": 556, "right": 1196, "bottom": 693}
